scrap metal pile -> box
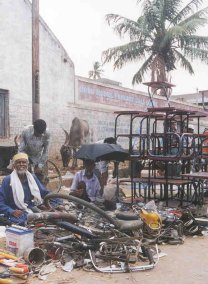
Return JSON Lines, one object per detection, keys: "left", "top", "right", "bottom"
{"left": 0, "top": 193, "right": 206, "bottom": 284}
{"left": 14, "top": 193, "right": 206, "bottom": 276}
{"left": 27, "top": 194, "right": 160, "bottom": 273}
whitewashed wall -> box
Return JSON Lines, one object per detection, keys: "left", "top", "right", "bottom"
{"left": 0, "top": 0, "right": 75, "bottom": 156}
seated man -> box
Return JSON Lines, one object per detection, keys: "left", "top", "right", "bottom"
{"left": 69, "top": 181, "right": 91, "bottom": 202}
{"left": 0, "top": 153, "right": 51, "bottom": 225}
{"left": 95, "top": 137, "right": 117, "bottom": 194}
{"left": 70, "top": 159, "right": 101, "bottom": 202}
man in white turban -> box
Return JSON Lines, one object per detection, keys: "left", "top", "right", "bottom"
{"left": 0, "top": 153, "right": 50, "bottom": 224}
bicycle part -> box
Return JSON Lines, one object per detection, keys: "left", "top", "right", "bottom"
{"left": 88, "top": 243, "right": 159, "bottom": 273}
{"left": 140, "top": 245, "right": 154, "bottom": 264}
{"left": 115, "top": 212, "right": 139, "bottom": 221}
{"left": 45, "top": 160, "right": 62, "bottom": 193}
{"left": 44, "top": 193, "right": 119, "bottom": 235}
{"left": 53, "top": 220, "right": 97, "bottom": 239}
{"left": 44, "top": 193, "right": 144, "bottom": 236}
{"left": 180, "top": 209, "right": 201, "bottom": 235}
{"left": 157, "top": 222, "right": 184, "bottom": 245}
{"left": 27, "top": 212, "right": 78, "bottom": 224}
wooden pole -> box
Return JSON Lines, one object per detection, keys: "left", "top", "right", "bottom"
{"left": 32, "top": 0, "right": 40, "bottom": 122}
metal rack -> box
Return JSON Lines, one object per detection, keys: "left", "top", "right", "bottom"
{"left": 143, "top": 81, "right": 175, "bottom": 107}
{"left": 114, "top": 107, "right": 208, "bottom": 205}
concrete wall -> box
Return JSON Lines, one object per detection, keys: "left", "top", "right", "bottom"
{"left": 0, "top": 0, "right": 75, "bottom": 156}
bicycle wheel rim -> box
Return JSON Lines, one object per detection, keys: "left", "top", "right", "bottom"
{"left": 46, "top": 160, "right": 62, "bottom": 193}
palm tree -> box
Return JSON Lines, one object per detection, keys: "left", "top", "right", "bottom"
{"left": 102, "top": 0, "right": 208, "bottom": 85}
{"left": 88, "top": 61, "right": 104, "bottom": 79}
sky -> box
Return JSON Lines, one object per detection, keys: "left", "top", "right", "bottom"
{"left": 39, "top": 0, "right": 208, "bottom": 95}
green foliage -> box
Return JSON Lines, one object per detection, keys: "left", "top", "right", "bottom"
{"left": 102, "top": 0, "right": 208, "bottom": 84}
{"left": 88, "top": 61, "right": 104, "bottom": 79}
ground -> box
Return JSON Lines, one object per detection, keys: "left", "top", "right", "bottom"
{"left": 40, "top": 160, "right": 208, "bottom": 284}
{"left": 28, "top": 236, "right": 208, "bottom": 284}
{"left": 1, "top": 160, "right": 208, "bottom": 283}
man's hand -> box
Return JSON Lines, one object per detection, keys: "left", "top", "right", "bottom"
{"left": 38, "top": 204, "right": 49, "bottom": 211}
{"left": 11, "top": 210, "right": 24, "bottom": 218}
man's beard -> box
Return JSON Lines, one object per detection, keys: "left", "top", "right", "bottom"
{"left": 16, "top": 169, "right": 27, "bottom": 175}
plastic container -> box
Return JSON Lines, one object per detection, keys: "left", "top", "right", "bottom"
{"left": 5, "top": 226, "right": 34, "bottom": 257}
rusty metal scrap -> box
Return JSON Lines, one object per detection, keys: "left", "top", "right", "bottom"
{"left": 27, "top": 212, "right": 78, "bottom": 224}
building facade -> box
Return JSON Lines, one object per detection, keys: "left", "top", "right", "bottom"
{"left": 0, "top": 0, "right": 208, "bottom": 160}
{"left": 172, "top": 90, "right": 208, "bottom": 108}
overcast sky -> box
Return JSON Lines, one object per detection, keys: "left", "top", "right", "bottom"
{"left": 39, "top": 0, "right": 208, "bottom": 95}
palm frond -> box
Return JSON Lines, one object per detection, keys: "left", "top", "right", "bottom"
{"left": 88, "top": 61, "right": 104, "bottom": 79}
{"left": 182, "top": 17, "right": 208, "bottom": 33}
{"left": 93, "top": 61, "right": 104, "bottom": 72}
{"left": 105, "top": 13, "right": 152, "bottom": 41}
{"left": 181, "top": 35, "right": 208, "bottom": 49}
{"left": 174, "top": 50, "right": 194, "bottom": 74}
{"left": 88, "top": 71, "right": 94, "bottom": 79}
{"left": 102, "top": 42, "right": 147, "bottom": 69}
{"left": 160, "top": 25, "right": 187, "bottom": 49}
{"left": 172, "top": 0, "right": 205, "bottom": 24}
{"left": 178, "top": 7, "right": 208, "bottom": 28}
{"left": 162, "top": 0, "right": 182, "bottom": 22}
{"left": 132, "top": 54, "right": 154, "bottom": 84}
{"left": 105, "top": 14, "right": 140, "bottom": 37}
{"left": 183, "top": 47, "right": 208, "bottom": 63}
{"left": 160, "top": 17, "right": 208, "bottom": 49}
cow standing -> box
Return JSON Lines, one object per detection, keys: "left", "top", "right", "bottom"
{"left": 60, "top": 117, "right": 90, "bottom": 168}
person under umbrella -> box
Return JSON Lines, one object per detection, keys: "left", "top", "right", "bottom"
{"left": 75, "top": 143, "right": 129, "bottom": 203}
{"left": 70, "top": 159, "right": 101, "bottom": 202}
{"left": 94, "top": 137, "right": 117, "bottom": 194}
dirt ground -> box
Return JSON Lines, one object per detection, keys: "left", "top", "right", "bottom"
{"left": 38, "top": 161, "right": 208, "bottom": 284}
{"left": 27, "top": 236, "right": 208, "bottom": 284}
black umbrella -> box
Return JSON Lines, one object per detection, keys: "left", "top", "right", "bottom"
{"left": 75, "top": 143, "right": 129, "bottom": 162}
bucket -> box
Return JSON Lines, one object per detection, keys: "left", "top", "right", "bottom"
{"left": 23, "top": 247, "right": 45, "bottom": 266}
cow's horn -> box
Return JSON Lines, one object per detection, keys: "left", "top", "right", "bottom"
{"left": 63, "top": 129, "right": 70, "bottom": 146}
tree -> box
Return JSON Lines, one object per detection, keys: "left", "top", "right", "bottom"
{"left": 88, "top": 61, "right": 104, "bottom": 79}
{"left": 102, "top": 0, "right": 208, "bottom": 85}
